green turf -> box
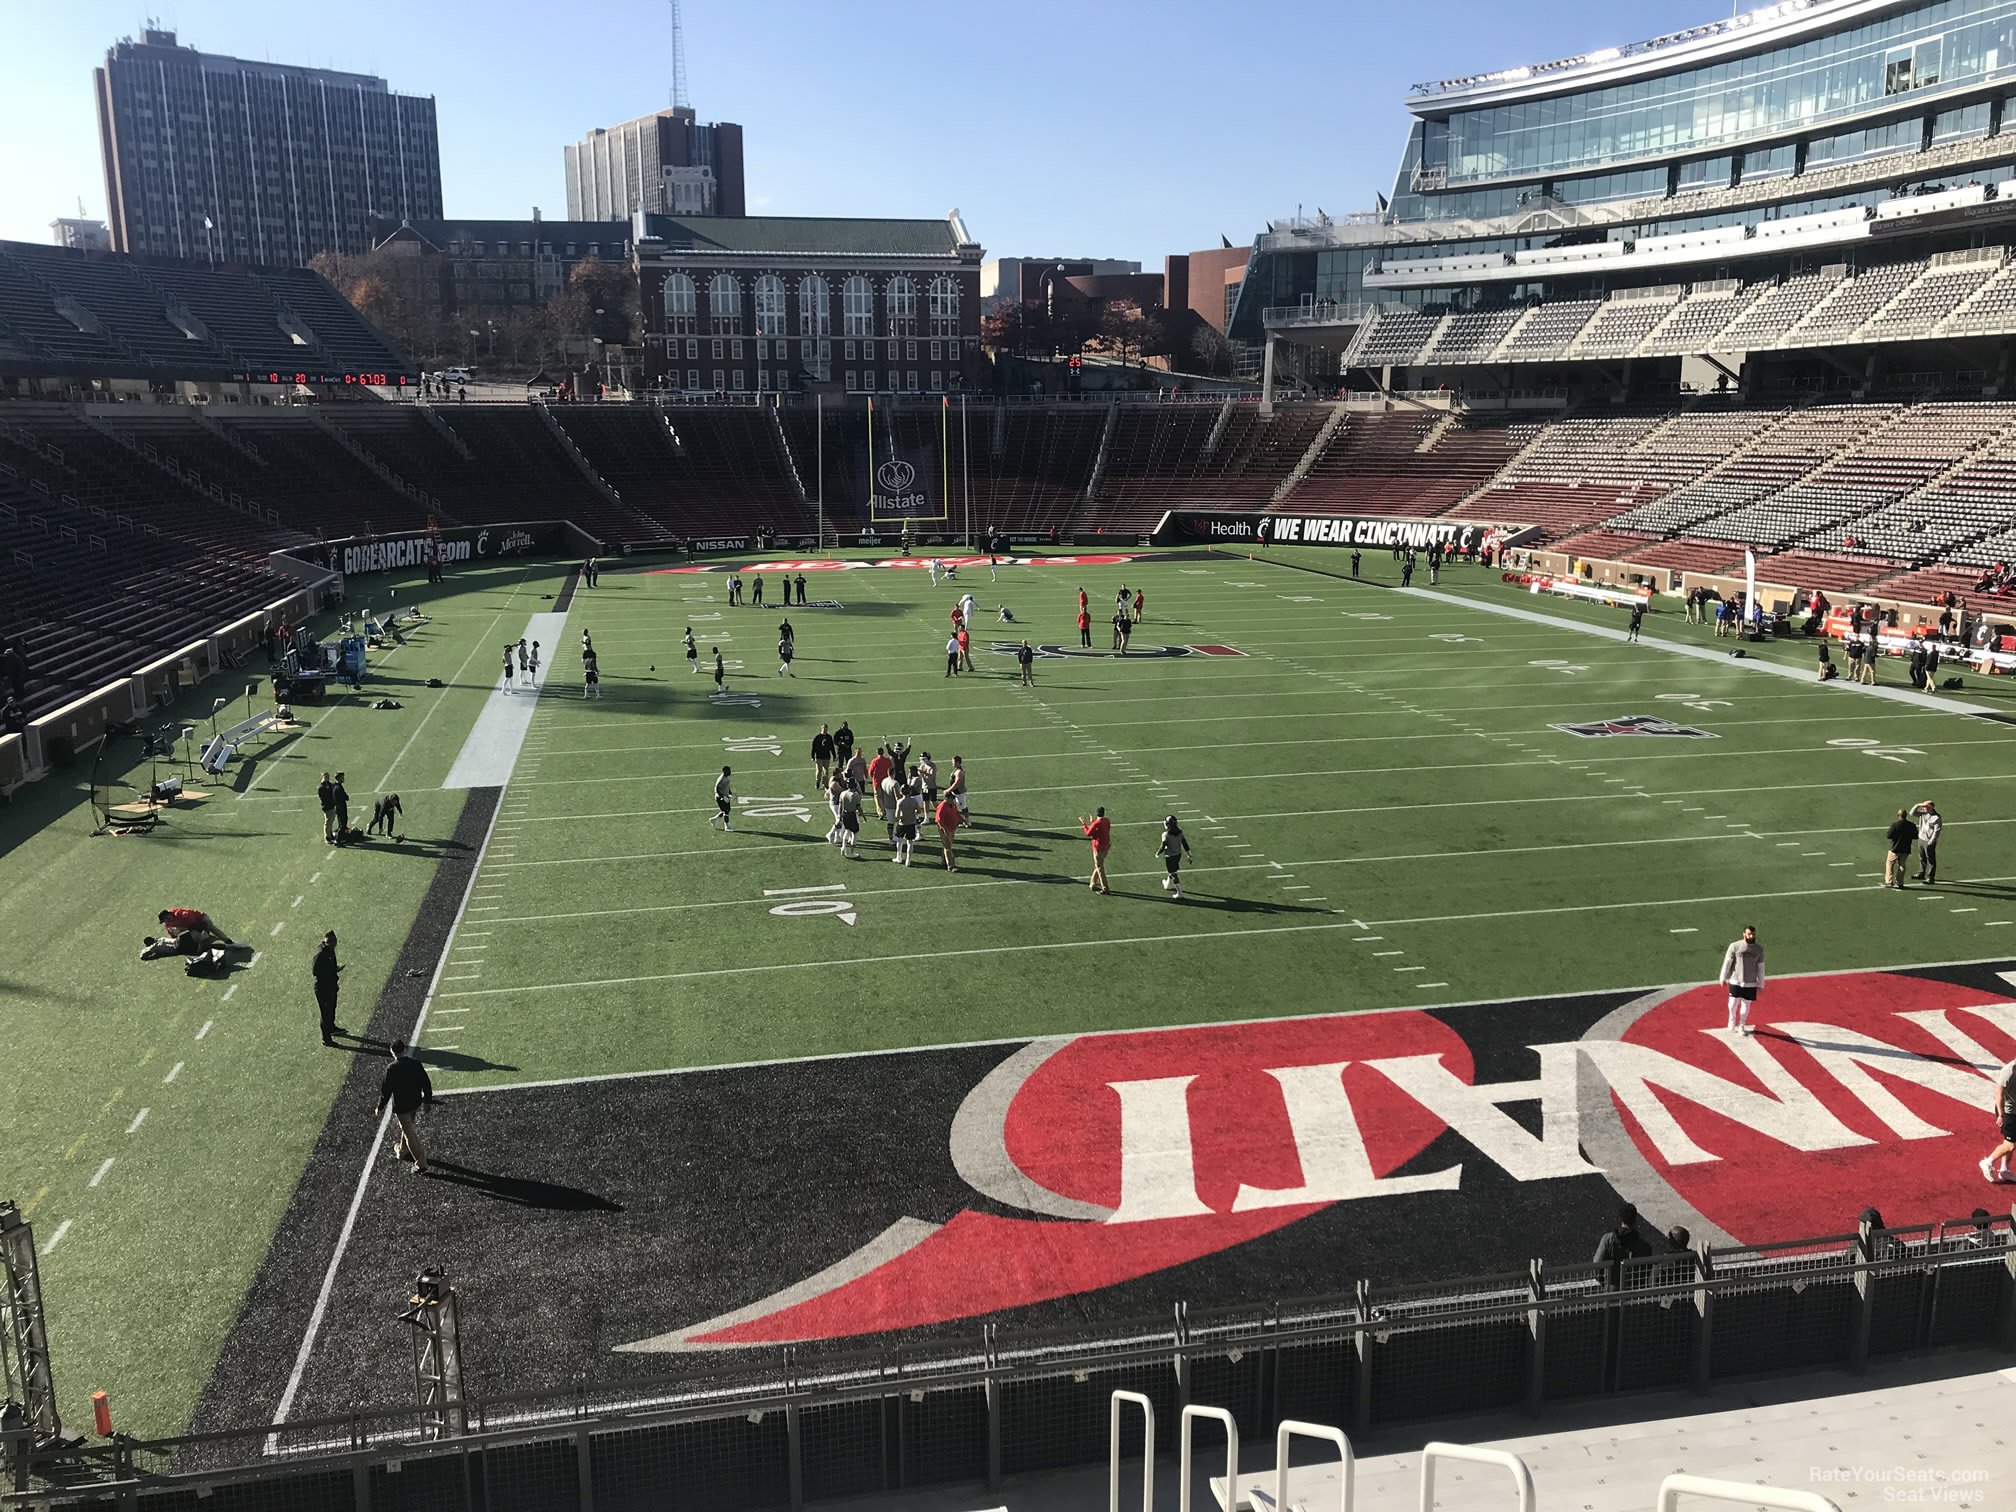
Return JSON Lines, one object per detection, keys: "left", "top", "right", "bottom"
{"left": 6, "top": 545, "right": 2015, "bottom": 1438}
{"left": 0, "top": 560, "right": 569, "bottom": 1437}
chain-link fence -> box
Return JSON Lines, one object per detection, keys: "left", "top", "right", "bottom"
{"left": 6, "top": 1212, "right": 2010, "bottom": 1512}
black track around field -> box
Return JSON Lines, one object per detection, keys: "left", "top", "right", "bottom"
{"left": 188, "top": 786, "right": 499, "bottom": 1436}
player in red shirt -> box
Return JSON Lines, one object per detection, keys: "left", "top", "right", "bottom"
{"left": 1077, "top": 607, "right": 1091, "bottom": 647}
{"left": 866, "top": 747, "right": 895, "bottom": 834}
{"left": 934, "top": 795, "right": 962, "bottom": 871}
{"left": 1078, "top": 807, "right": 1112, "bottom": 894}
{"left": 1133, "top": 588, "right": 1145, "bottom": 623}
{"left": 957, "top": 625, "right": 972, "bottom": 670}
{"left": 1077, "top": 587, "right": 1088, "bottom": 614}
{"left": 157, "top": 907, "right": 236, "bottom": 945}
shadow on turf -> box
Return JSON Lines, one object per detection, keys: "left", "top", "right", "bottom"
{"left": 424, "top": 1160, "right": 624, "bottom": 1212}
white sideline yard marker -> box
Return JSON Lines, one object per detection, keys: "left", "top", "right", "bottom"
{"left": 162, "top": 1061, "right": 184, "bottom": 1084}
{"left": 764, "top": 884, "right": 848, "bottom": 897}
{"left": 291, "top": 895, "right": 304, "bottom": 909}
{"left": 309, "top": 872, "right": 321, "bottom": 884}
{"left": 195, "top": 1020, "right": 213, "bottom": 1041}
{"left": 126, "top": 1109, "right": 148, "bottom": 1135}
{"left": 88, "top": 1159, "right": 114, "bottom": 1189}
{"left": 270, "top": 921, "right": 285, "bottom": 937}
{"left": 220, "top": 984, "right": 238, "bottom": 1002}
{"left": 1670, "top": 927, "right": 1698, "bottom": 933}
{"left": 41, "top": 1220, "right": 72, "bottom": 1255}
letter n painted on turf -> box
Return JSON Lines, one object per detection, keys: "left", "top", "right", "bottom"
{"left": 1106, "top": 1077, "right": 1214, "bottom": 1223}
{"left": 1366, "top": 1049, "right": 1599, "bottom": 1182}
{"left": 1232, "top": 1062, "right": 1461, "bottom": 1211}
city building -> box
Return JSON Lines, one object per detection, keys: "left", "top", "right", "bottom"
{"left": 634, "top": 210, "right": 984, "bottom": 393}
{"left": 1234, "top": 0, "right": 2016, "bottom": 398}
{"left": 564, "top": 109, "right": 746, "bottom": 221}
{"left": 49, "top": 218, "right": 111, "bottom": 251}
{"left": 365, "top": 215, "right": 637, "bottom": 317}
{"left": 1166, "top": 242, "right": 1258, "bottom": 375}
{"left": 980, "top": 256, "right": 1140, "bottom": 313}
{"left": 93, "top": 28, "right": 442, "bottom": 266}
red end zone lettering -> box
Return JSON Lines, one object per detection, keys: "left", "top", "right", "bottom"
{"left": 1187, "top": 643, "right": 1247, "bottom": 657}
{"left": 618, "top": 965, "right": 2016, "bottom": 1352}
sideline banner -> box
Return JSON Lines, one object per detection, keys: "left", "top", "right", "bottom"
{"left": 1154, "top": 511, "right": 1530, "bottom": 553}
{"left": 315, "top": 522, "right": 576, "bottom": 577}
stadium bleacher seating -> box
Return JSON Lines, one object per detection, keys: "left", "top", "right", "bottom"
{"left": 9, "top": 385, "right": 2016, "bottom": 723}
{"left": 0, "top": 239, "right": 413, "bottom": 382}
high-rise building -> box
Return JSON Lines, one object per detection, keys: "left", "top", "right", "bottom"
{"left": 94, "top": 28, "right": 443, "bottom": 266}
{"left": 564, "top": 109, "right": 745, "bottom": 221}
{"left": 49, "top": 218, "right": 111, "bottom": 251}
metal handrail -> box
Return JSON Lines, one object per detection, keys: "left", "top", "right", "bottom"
{"left": 1274, "top": 1420, "right": 1354, "bottom": 1511}
{"left": 1419, "top": 1442, "right": 1535, "bottom": 1511}
{"left": 1108, "top": 1391, "right": 1153, "bottom": 1512}
{"left": 1179, "top": 1405, "right": 1239, "bottom": 1512}
{"left": 1656, "top": 1472, "right": 1842, "bottom": 1512}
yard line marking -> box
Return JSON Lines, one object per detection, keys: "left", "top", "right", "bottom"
{"left": 101, "top": 1087, "right": 123, "bottom": 1113}
{"left": 1416, "top": 983, "right": 1450, "bottom": 989}
{"left": 442, "top": 875, "right": 2016, "bottom": 1001}
{"left": 1374, "top": 950, "right": 1405, "bottom": 956}
{"left": 1802, "top": 852, "right": 1826, "bottom": 857}
{"left": 221, "top": 984, "right": 238, "bottom": 1002}
{"left": 1831, "top": 862, "right": 1855, "bottom": 867}
{"left": 291, "top": 895, "right": 304, "bottom": 909}
{"left": 1988, "top": 921, "right": 2014, "bottom": 927}
{"left": 88, "top": 1158, "right": 114, "bottom": 1189}
{"left": 428, "top": 1044, "right": 461, "bottom": 1051}
{"left": 309, "top": 872, "right": 321, "bottom": 884}
{"left": 270, "top": 921, "right": 286, "bottom": 937}
{"left": 1776, "top": 841, "right": 1802, "bottom": 847}
{"left": 763, "top": 884, "right": 849, "bottom": 897}
{"left": 41, "top": 1220, "right": 72, "bottom": 1255}
{"left": 196, "top": 1020, "right": 213, "bottom": 1041}
{"left": 1670, "top": 927, "right": 1699, "bottom": 934}
{"left": 248, "top": 951, "right": 262, "bottom": 967}
{"left": 1351, "top": 937, "right": 1385, "bottom": 943}
{"left": 163, "top": 1061, "right": 184, "bottom": 1083}
{"left": 442, "top": 974, "right": 483, "bottom": 982}
{"left": 1953, "top": 908, "right": 1979, "bottom": 914}
{"left": 64, "top": 1134, "right": 87, "bottom": 1160}
{"left": 1393, "top": 965, "right": 1427, "bottom": 973}
{"left": 20, "top": 1187, "right": 48, "bottom": 1218}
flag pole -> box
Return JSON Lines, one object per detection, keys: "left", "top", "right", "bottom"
{"left": 816, "top": 392, "right": 825, "bottom": 549}
{"left": 961, "top": 393, "right": 971, "bottom": 550}
{"left": 941, "top": 396, "right": 949, "bottom": 542}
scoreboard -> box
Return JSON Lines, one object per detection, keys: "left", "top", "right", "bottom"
{"left": 229, "top": 371, "right": 417, "bottom": 387}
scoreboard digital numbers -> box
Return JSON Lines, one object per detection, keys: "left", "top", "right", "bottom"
{"left": 229, "top": 371, "right": 415, "bottom": 387}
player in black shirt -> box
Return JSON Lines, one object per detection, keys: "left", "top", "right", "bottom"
{"left": 834, "top": 721, "right": 856, "bottom": 767}
{"left": 811, "top": 724, "right": 836, "bottom": 786}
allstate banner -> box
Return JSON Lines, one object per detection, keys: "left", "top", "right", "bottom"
{"left": 865, "top": 397, "right": 946, "bottom": 522}
{"left": 1154, "top": 510, "right": 1513, "bottom": 553}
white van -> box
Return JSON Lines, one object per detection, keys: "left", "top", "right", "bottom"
{"left": 434, "top": 367, "right": 472, "bottom": 385}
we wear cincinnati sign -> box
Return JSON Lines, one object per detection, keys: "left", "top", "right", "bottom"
{"left": 598, "top": 962, "right": 2016, "bottom": 1352}
{"left": 1157, "top": 511, "right": 1492, "bottom": 552}
{"left": 338, "top": 526, "right": 541, "bottom": 576}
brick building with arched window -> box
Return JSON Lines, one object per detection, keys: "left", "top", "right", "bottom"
{"left": 634, "top": 211, "right": 983, "bottom": 395}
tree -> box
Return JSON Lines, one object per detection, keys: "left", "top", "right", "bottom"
{"left": 1188, "top": 323, "right": 1233, "bottom": 378}
{"left": 566, "top": 253, "right": 637, "bottom": 345}
{"left": 1092, "top": 299, "right": 1162, "bottom": 369}
{"left": 980, "top": 299, "right": 1051, "bottom": 358}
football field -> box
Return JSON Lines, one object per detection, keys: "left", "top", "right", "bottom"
{"left": 10, "top": 545, "right": 2016, "bottom": 1438}
{"left": 433, "top": 548, "right": 2016, "bottom": 1077}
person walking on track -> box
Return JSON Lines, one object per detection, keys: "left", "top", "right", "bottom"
{"left": 375, "top": 1039, "right": 434, "bottom": 1175}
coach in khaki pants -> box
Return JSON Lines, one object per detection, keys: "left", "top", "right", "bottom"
{"left": 374, "top": 1039, "right": 434, "bottom": 1175}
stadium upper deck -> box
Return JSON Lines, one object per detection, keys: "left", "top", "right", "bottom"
{"left": 1238, "top": 0, "right": 2016, "bottom": 383}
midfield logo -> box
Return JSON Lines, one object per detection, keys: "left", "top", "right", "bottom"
{"left": 1553, "top": 714, "right": 1718, "bottom": 739}
{"left": 621, "top": 969, "right": 2016, "bottom": 1353}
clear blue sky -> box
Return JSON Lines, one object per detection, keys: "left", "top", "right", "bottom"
{"left": 1, "top": 0, "right": 1716, "bottom": 262}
